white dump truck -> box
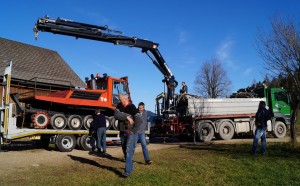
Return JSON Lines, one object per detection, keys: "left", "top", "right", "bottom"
{"left": 154, "top": 91, "right": 291, "bottom": 142}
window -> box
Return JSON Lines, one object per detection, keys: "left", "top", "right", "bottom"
{"left": 274, "top": 92, "right": 289, "bottom": 103}
{"left": 112, "top": 81, "right": 129, "bottom": 105}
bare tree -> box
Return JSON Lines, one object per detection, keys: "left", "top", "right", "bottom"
{"left": 194, "top": 58, "right": 232, "bottom": 98}
{"left": 257, "top": 15, "right": 300, "bottom": 145}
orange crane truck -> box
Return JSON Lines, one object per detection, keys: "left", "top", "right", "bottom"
{"left": 0, "top": 16, "right": 178, "bottom": 152}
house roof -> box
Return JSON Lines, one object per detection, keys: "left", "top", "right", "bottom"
{"left": 0, "top": 37, "right": 85, "bottom": 88}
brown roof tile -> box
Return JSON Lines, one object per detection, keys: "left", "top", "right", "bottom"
{"left": 0, "top": 37, "right": 85, "bottom": 88}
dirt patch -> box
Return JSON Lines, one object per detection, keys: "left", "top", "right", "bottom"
{"left": 0, "top": 140, "right": 179, "bottom": 176}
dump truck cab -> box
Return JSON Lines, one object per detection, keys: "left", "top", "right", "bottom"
{"left": 265, "top": 87, "right": 291, "bottom": 125}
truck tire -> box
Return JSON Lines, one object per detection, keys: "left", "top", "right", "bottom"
{"left": 55, "top": 135, "right": 76, "bottom": 152}
{"left": 218, "top": 121, "right": 234, "bottom": 140}
{"left": 105, "top": 116, "right": 112, "bottom": 130}
{"left": 197, "top": 122, "right": 214, "bottom": 142}
{"left": 76, "top": 136, "right": 82, "bottom": 150}
{"left": 35, "top": 136, "right": 50, "bottom": 149}
{"left": 273, "top": 121, "right": 287, "bottom": 138}
{"left": 83, "top": 115, "right": 93, "bottom": 130}
{"left": 252, "top": 124, "right": 257, "bottom": 136}
{"left": 80, "top": 134, "right": 96, "bottom": 151}
{"left": 111, "top": 118, "right": 119, "bottom": 130}
{"left": 51, "top": 114, "right": 67, "bottom": 130}
{"left": 68, "top": 115, "right": 83, "bottom": 130}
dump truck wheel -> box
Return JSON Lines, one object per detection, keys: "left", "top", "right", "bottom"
{"left": 80, "top": 134, "right": 95, "bottom": 151}
{"left": 32, "top": 112, "right": 50, "bottom": 129}
{"left": 218, "top": 121, "right": 234, "bottom": 140}
{"left": 252, "top": 124, "right": 256, "bottom": 136}
{"left": 197, "top": 122, "right": 214, "bottom": 142}
{"left": 273, "top": 121, "right": 286, "bottom": 138}
{"left": 51, "top": 114, "right": 67, "bottom": 130}
{"left": 68, "top": 115, "right": 83, "bottom": 130}
{"left": 83, "top": 115, "right": 93, "bottom": 130}
{"left": 55, "top": 135, "right": 76, "bottom": 152}
{"left": 105, "top": 116, "right": 112, "bottom": 129}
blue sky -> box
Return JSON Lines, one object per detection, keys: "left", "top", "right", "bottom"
{"left": 1, "top": 1, "right": 300, "bottom": 112}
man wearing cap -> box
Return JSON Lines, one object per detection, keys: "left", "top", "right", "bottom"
{"left": 137, "top": 102, "right": 152, "bottom": 165}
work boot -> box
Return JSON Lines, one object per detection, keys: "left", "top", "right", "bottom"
{"left": 122, "top": 172, "right": 130, "bottom": 178}
{"left": 145, "top": 160, "right": 153, "bottom": 165}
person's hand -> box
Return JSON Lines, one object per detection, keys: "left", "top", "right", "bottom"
{"left": 127, "top": 116, "right": 134, "bottom": 125}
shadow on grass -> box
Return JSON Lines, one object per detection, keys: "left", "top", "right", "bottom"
{"left": 68, "top": 155, "right": 124, "bottom": 177}
{"left": 179, "top": 142, "right": 300, "bottom": 159}
{"left": 88, "top": 151, "right": 147, "bottom": 165}
{"left": 88, "top": 151, "right": 123, "bottom": 162}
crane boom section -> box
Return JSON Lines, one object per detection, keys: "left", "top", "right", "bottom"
{"left": 35, "top": 17, "right": 173, "bottom": 77}
{"left": 34, "top": 16, "right": 177, "bottom": 110}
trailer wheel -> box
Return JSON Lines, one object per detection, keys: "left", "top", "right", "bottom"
{"left": 197, "top": 122, "right": 214, "bottom": 142}
{"left": 105, "top": 116, "right": 112, "bottom": 129}
{"left": 68, "top": 115, "right": 83, "bottom": 130}
{"left": 55, "top": 135, "right": 76, "bottom": 152}
{"left": 32, "top": 112, "right": 50, "bottom": 129}
{"left": 111, "top": 118, "right": 119, "bottom": 130}
{"left": 35, "top": 136, "right": 50, "bottom": 149}
{"left": 76, "top": 136, "right": 82, "bottom": 150}
{"left": 218, "top": 121, "right": 234, "bottom": 140}
{"left": 83, "top": 115, "right": 93, "bottom": 130}
{"left": 51, "top": 114, "right": 67, "bottom": 130}
{"left": 80, "top": 134, "right": 96, "bottom": 151}
{"left": 273, "top": 121, "right": 286, "bottom": 138}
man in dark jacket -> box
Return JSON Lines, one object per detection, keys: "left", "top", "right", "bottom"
{"left": 114, "top": 94, "right": 141, "bottom": 177}
{"left": 114, "top": 94, "right": 137, "bottom": 160}
{"left": 90, "top": 109, "right": 107, "bottom": 154}
{"left": 251, "top": 101, "right": 271, "bottom": 156}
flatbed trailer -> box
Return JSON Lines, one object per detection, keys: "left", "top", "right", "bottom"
{"left": 0, "top": 62, "right": 149, "bottom": 152}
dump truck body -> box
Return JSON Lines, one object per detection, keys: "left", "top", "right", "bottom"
{"left": 154, "top": 90, "right": 290, "bottom": 142}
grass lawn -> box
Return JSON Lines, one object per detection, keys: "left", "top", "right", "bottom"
{"left": 1, "top": 142, "right": 300, "bottom": 186}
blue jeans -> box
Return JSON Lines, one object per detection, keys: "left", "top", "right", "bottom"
{"left": 120, "top": 132, "right": 128, "bottom": 159}
{"left": 251, "top": 127, "right": 267, "bottom": 155}
{"left": 96, "top": 127, "right": 106, "bottom": 153}
{"left": 138, "top": 133, "right": 150, "bottom": 161}
{"left": 125, "top": 133, "right": 139, "bottom": 175}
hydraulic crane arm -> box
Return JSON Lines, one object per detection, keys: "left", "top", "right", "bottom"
{"left": 34, "top": 16, "right": 178, "bottom": 111}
